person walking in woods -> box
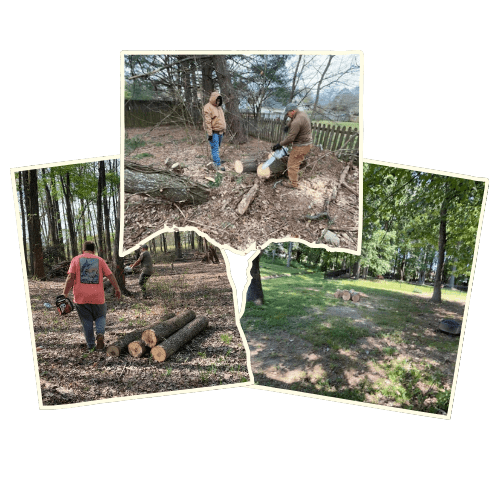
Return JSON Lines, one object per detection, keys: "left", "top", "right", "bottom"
{"left": 272, "top": 103, "right": 313, "bottom": 189}
{"left": 130, "top": 243, "right": 154, "bottom": 299}
{"left": 203, "top": 91, "right": 227, "bottom": 171}
{"left": 63, "top": 241, "right": 121, "bottom": 351}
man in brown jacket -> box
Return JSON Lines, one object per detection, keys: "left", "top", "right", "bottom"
{"left": 272, "top": 103, "right": 313, "bottom": 188}
{"left": 204, "top": 91, "right": 227, "bottom": 171}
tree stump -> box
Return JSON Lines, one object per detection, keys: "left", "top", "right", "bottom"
{"left": 141, "top": 310, "right": 196, "bottom": 347}
{"left": 151, "top": 316, "right": 209, "bottom": 363}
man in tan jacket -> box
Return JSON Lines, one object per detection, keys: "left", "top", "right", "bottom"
{"left": 204, "top": 91, "right": 227, "bottom": 171}
{"left": 272, "top": 103, "right": 313, "bottom": 188}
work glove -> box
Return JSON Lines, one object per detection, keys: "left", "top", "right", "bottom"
{"left": 284, "top": 126, "right": 289, "bottom": 133}
{"left": 272, "top": 143, "right": 282, "bottom": 151}
{"left": 208, "top": 135, "right": 213, "bottom": 142}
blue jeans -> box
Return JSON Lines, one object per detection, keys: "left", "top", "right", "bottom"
{"left": 75, "top": 303, "right": 107, "bottom": 348}
{"left": 209, "top": 132, "right": 223, "bottom": 166}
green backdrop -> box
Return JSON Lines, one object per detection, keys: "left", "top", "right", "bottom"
{"left": 0, "top": 1, "right": 500, "bottom": 498}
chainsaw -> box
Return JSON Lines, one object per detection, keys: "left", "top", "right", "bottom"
{"left": 261, "top": 145, "right": 289, "bottom": 171}
{"left": 55, "top": 295, "right": 74, "bottom": 316}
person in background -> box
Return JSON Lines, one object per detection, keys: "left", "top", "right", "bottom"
{"left": 130, "top": 243, "right": 154, "bottom": 299}
{"left": 203, "top": 91, "right": 227, "bottom": 171}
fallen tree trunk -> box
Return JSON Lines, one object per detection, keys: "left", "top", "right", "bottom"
{"left": 236, "top": 179, "right": 260, "bottom": 215}
{"left": 256, "top": 156, "right": 308, "bottom": 179}
{"left": 151, "top": 316, "right": 209, "bottom": 362}
{"left": 124, "top": 161, "right": 210, "bottom": 205}
{"left": 128, "top": 339, "right": 149, "bottom": 358}
{"left": 106, "top": 332, "right": 142, "bottom": 357}
{"left": 141, "top": 310, "right": 196, "bottom": 347}
{"left": 234, "top": 153, "right": 272, "bottom": 174}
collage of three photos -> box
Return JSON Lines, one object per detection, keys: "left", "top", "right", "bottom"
{"left": 13, "top": 51, "right": 487, "bottom": 418}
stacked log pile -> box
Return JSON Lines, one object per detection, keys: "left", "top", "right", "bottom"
{"left": 334, "top": 289, "right": 362, "bottom": 303}
{"left": 106, "top": 310, "right": 208, "bottom": 361}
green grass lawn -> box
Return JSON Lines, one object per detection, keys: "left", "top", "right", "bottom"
{"left": 241, "top": 261, "right": 465, "bottom": 414}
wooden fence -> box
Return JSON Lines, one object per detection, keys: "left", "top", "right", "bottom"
{"left": 125, "top": 102, "right": 358, "bottom": 153}
{"left": 241, "top": 114, "right": 359, "bottom": 153}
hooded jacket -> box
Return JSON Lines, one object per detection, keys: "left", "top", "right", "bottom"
{"left": 203, "top": 91, "right": 227, "bottom": 135}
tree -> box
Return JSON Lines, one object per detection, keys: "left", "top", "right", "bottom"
{"left": 246, "top": 253, "right": 264, "bottom": 305}
{"left": 25, "top": 170, "right": 46, "bottom": 279}
{"left": 212, "top": 55, "right": 248, "bottom": 144}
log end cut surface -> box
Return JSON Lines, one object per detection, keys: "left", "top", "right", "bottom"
{"left": 128, "top": 340, "right": 148, "bottom": 358}
{"left": 141, "top": 329, "right": 158, "bottom": 348}
{"left": 256, "top": 164, "right": 271, "bottom": 178}
{"left": 106, "top": 346, "right": 120, "bottom": 357}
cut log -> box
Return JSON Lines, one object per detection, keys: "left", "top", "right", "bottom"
{"left": 142, "top": 310, "right": 196, "bottom": 347}
{"left": 236, "top": 179, "right": 260, "bottom": 215}
{"left": 351, "top": 293, "right": 361, "bottom": 303}
{"left": 128, "top": 339, "right": 149, "bottom": 358}
{"left": 124, "top": 160, "right": 210, "bottom": 205}
{"left": 234, "top": 153, "right": 271, "bottom": 174}
{"left": 342, "top": 291, "right": 351, "bottom": 301}
{"left": 151, "top": 316, "right": 209, "bottom": 362}
{"left": 256, "top": 156, "right": 307, "bottom": 179}
{"left": 106, "top": 332, "right": 142, "bottom": 357}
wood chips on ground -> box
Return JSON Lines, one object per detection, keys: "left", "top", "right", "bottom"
{"left": 123, "top": 125, "right": 359, "bottom": 252}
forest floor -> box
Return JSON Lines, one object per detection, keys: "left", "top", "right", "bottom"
{"left": 123, "top": 124, "right": 359, "bottom": 253}
{"left": 29, "top": 250, "right": 250, "bottom": 407}
{"left": 240, "top": 267, "right": 466, "bottom": 415}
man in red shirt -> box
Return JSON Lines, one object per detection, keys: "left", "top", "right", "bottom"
{"left": 63, "top": 241, "right": 121, "bottom": 351}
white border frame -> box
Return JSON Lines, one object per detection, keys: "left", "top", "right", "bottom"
{"left": 238, "top": 158, "right": 490, "bottom": 420}
{"left": 120, "top": 50, "right": 364, "bottom": 256}
{"left": 10, "top": 155, "right": 254, "bottom": 410}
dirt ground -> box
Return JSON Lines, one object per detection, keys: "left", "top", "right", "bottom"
{"left": 29, "top": 249, "right": 250, "bottom": 407}
{"left": 123, "top": 125, "right": 359, "bottom": 253}
{"left": 243, "top": 279, "right": 463, "bottom": 413}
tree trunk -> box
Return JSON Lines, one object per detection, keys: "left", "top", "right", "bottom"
{"left": 102, "top": 161, "right": 112, "bottom": 262}
{"left": 60, "top": 172, "right": 78, "bottom": 257}
{"left": 174, "top": 231, "right": 183, "bottom": 258}
{"left": 256, "top": 156, "right": 290, "bottom": 179}
{"left": 124, "top": 161, "right": 210, "bottom": 205}
{"left": 151, "top": 316, "right": 209, "bottom": 362}
{"left": 201, "top": 57, "right": 215, "bottom": 102}
{"left": 106, "top": 332, "right": 142, "bottom": 357}
{"left": 287, "top": 242, "right": 292, "bottom": 267}
{"left": 431, "top": 196, "right": 448, "bottom": 303}
{"left": 234, "top": 153, "right": 272, "bottom": 174}
{"left": 128, "top": 339, "right": 149, "bottom": 358}
{"left": 212, "top": 55, "right": 248, "bottom": 144}
{"left": 27, "top": 170, "right": 46, "bottom": 279}
{"left": 18, "top": 173, "right": 29, "bottom": 271}
{"left": 312, "top": 55, "right": 334, "bottom": 119}
{"left": 97, "top": 161, "right": 105, "bottom": 257}
{"left": 246, "top": 253, "right": 264, "bottom": 305}
{"left": 141, "top": 310, "right": 195, "bottom": 347}
{"left": 112, "top": 175, "right": 132, "bottom": 297}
